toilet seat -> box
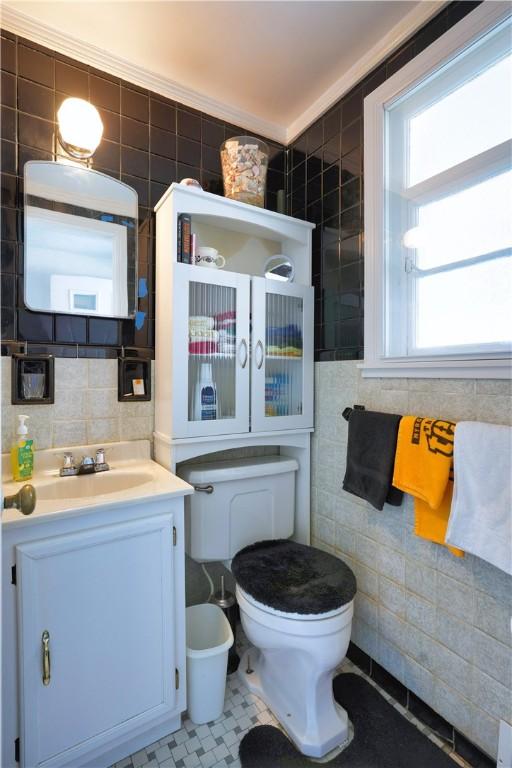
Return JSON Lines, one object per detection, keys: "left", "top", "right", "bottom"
{"left": 232, "top": 539, "right": 357, "bottom": 616}
{"left": 237, "top": 585, "right": 352, "bottom": 621}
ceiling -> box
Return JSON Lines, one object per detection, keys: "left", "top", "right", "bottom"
{"left": 2, "top": 1, "right": 442, "bottom": 141}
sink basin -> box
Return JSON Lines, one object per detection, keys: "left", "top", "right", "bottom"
{"left": 2, "top": 440, "right": 194, "bottom": 527}
{"left": 35, "top": 471, "right": 154, "bottom": 501}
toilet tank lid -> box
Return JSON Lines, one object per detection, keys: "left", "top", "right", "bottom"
{"left": 178, "top": 456, "right": 299, "bottom": 484}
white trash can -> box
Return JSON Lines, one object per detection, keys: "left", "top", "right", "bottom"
{"left": 186, "top": 603, "right": 234, "bottom": 724}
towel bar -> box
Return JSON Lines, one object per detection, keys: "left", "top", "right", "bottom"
{"left": 342, "top": 405, "right": 365, "bottom": 422}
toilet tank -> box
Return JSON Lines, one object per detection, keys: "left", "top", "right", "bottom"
{"left": 178, "top": 456, "right": 299, "bottom": 562}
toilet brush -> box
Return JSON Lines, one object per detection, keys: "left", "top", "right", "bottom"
{"left": 212, "top": 575, "right": 240, "bottom": 674}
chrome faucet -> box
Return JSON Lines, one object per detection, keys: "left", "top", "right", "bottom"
{"left": 78, "top": 455, "right": 96, "bottom": 475}
{"left": 59, "top": 449, "right": 109, "bottom": 477}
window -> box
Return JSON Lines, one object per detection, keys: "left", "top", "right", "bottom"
{"left": 364, "top": 4, "right": 512, "bottom": 377}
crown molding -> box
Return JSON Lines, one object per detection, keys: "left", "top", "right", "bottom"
{"left": 285, "top": 0, "right": 446, "bottom": 143}
{"left": 1, "top": 1, "right": 447, "bottom": 148}
{"left": 0, "top": 4, "right": 287, "bottom": 144}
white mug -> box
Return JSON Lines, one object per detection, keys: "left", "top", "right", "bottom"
{"left": 196, "top": 246, "right": 225, "bottom": 269}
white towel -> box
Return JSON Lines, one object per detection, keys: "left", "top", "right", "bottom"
{"left": 189, "top": 316, "right": 214, "bottom": 330}
{"left": 446, "top": 421, "right": 512, "bottom": 574}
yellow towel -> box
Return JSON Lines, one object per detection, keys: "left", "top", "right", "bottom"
{"left": 393, "top": 416, "right": 463, "bottom": 557}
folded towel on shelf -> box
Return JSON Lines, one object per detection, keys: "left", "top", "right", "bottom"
{"left": 343, "top": 409, "right": 403, "bottom": 511}
{"left": 218, "top": 342, "right": 236, "bottom": 355}
{"left": 189, "top": 315, "right": 215, "bottom": 330}
{"left": 216, "top": 310, "right": 236, "bottom": 323}
{"left": 218, "top": 328, "right": 236, "bottom": 341}
{"left": 446, "top": 422, "right": 512, "bottom": 574}
{"left": 189, "top": 329, "right": 219, "bottom": 340}
{"left": 393, "top": 416, "right": 463, "bottom": 557}
{"left": 189, "top": 341, "right": 218, "bottom": 355}
{"left": 267, "top": 345, "right": 303, "bottom": 357}
{"left": 266, "top": 325, "right": 303, "bottom": 350}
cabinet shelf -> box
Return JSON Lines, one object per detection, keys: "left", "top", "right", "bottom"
{"left": 266, "top": 354, "right": 303, "bottom": 360}
{"left": 189, "top": 353, "right": 236, "bottom": 359}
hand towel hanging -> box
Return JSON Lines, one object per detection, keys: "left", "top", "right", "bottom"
{"left": 446, "top": 422, "right": 511, "bottom": 574}
{"left": 393, "top": 416, "right": 463, "bottom": 557}
{"left": 343, "top": 409, "right": 403, "bottom": 511}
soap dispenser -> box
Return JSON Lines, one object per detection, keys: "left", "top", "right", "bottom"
{"left": 11, "top": 414, "right": 34, "bottom": 482}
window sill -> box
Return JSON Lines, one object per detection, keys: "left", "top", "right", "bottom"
{"left": 360, "top": 357, "right": 512, "bottom": 379}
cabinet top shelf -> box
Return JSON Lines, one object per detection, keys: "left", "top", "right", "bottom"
{"left": 154, "top": 182, "right": 315, "bottom": 232}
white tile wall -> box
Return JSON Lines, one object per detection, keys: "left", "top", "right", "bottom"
{"left": 1, "top": 357, "right": 154, "bottom": 453}
{"left": 312, "top": 361, "right": 512, "bottom": 760}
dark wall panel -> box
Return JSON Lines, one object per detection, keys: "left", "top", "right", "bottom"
{"left": 0, "top": 32, "right": 286, "bottom": 358}
{"left": 286, "top": 1, "right": 481, "bottom": 360}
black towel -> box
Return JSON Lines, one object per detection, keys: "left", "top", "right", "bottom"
{"left": 343, "top": 409, "right": 403, "bottom": 511}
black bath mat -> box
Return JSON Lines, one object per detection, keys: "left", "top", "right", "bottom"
{"left": 239, "top": 673, "right": 455, "bottom": 768}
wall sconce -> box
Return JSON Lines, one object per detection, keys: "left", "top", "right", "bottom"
{"left": 57, "top": 97, "right": 103, "bottom": 159}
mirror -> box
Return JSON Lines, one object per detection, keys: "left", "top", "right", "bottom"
{"left": 263, "top": 254, "right": 295, "bottom": 282}
{"left": 24, "top": 161, "right": 138, "bottom": 318}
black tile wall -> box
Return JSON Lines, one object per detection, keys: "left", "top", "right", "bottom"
{"left": 0, "top": 31, "right": 286, "bottom": 357}
{"left": 1, "top": 2, "right": 477, "bottom": 359}
{"left": 286, "top": 0, "right": 481, "bottom": 360}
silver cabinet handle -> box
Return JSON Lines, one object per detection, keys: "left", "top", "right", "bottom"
{"left": 193, "top": 484, "right": 214, "bottom": 494}
{"left": 42, "top": 630, "right": 51, "bottom": 686}
{"left": 238, "top": 339, "right": 248, "bottom": 369}
{"left": 255, "top": 340, "right": 264, "bottom": 370}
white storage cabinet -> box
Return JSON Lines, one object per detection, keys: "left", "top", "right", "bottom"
{"left": 154, "top": 184, "right": 314, "bottom": 441}
{"left": 2, "top": 499, "right": 186, "bottom": 768}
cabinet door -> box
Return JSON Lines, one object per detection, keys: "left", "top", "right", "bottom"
{"left": 173, "top": 263, "right": 250, "bottom": 438}
{"left": 16, "top": 515, "right": 176, "bottom": 768}
{"left": 251, "top": 277, "right": 314, "bottom": 432}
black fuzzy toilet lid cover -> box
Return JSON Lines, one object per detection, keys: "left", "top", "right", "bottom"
{"left": 231, "top": 539, "right": 357, "bottom": 615}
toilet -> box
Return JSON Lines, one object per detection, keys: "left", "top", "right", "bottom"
{"left": 178, "top": 456, "right": 357, "bottom": 759}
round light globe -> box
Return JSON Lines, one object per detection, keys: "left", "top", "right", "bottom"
{"left": 57, "top": 97, "right": 104, "bottom": 159}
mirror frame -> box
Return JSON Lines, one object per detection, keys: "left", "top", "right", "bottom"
{"left": 23, "top": 161, "right": 138, "bottom": 320}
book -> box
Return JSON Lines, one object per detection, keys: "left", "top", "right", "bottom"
{"left": 177, "top": 213, "right": 192, "bottom": 263}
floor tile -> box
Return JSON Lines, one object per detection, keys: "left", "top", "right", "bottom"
{"left": 113, "top": 625, "right": 472, "bottom": 768}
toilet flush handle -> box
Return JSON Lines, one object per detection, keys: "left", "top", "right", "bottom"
{"left": 193, "top": 484, "right": 214, "bottom": 494}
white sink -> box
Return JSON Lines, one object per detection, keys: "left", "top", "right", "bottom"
{"left": 35, "top": 470, "right": 155, "bottom": 501}
{"left": 2, "top": 440, "right": 193, "bottom": 527}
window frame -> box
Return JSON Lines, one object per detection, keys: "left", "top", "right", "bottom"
{"left": 363, "top": 2, "right": 512, "bottom": 379}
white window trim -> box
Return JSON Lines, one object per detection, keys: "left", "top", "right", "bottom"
{"left": 362, "top": 2, "right": 512, "bottom": 379}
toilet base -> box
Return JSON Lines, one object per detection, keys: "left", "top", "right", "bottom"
{"left": 238, "top": 648, "right": 350, "bottom": 759}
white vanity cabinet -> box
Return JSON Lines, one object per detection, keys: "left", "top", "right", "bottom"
{"left": 2, "top": 494, "right": 187, "bottom": 768}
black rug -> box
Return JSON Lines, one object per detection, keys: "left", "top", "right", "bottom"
{"left": 239, "top": 673, "right": 455, "bottom": 768}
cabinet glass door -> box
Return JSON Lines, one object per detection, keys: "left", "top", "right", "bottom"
{"left": 173, "top": 264, "right": 250, "bottom": 438}
{"left": 251, "top": 277, "right": 314, "bottom": 432}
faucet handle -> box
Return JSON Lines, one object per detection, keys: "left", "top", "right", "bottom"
{"left": 94, "top": 448, "right": 109, "bottom": 471}
{"left": 62, "top": 452, "right": 75, "bottom": 468}
{"left": 59, "top": 452, "right": 78, "bottom": 477}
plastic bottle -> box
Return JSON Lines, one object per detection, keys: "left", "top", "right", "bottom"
{"left": 11, "top": 414, "right": 34, "bottom": 481}
{"left": 194, "top": 363, "right": 217, "bottom": 421}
